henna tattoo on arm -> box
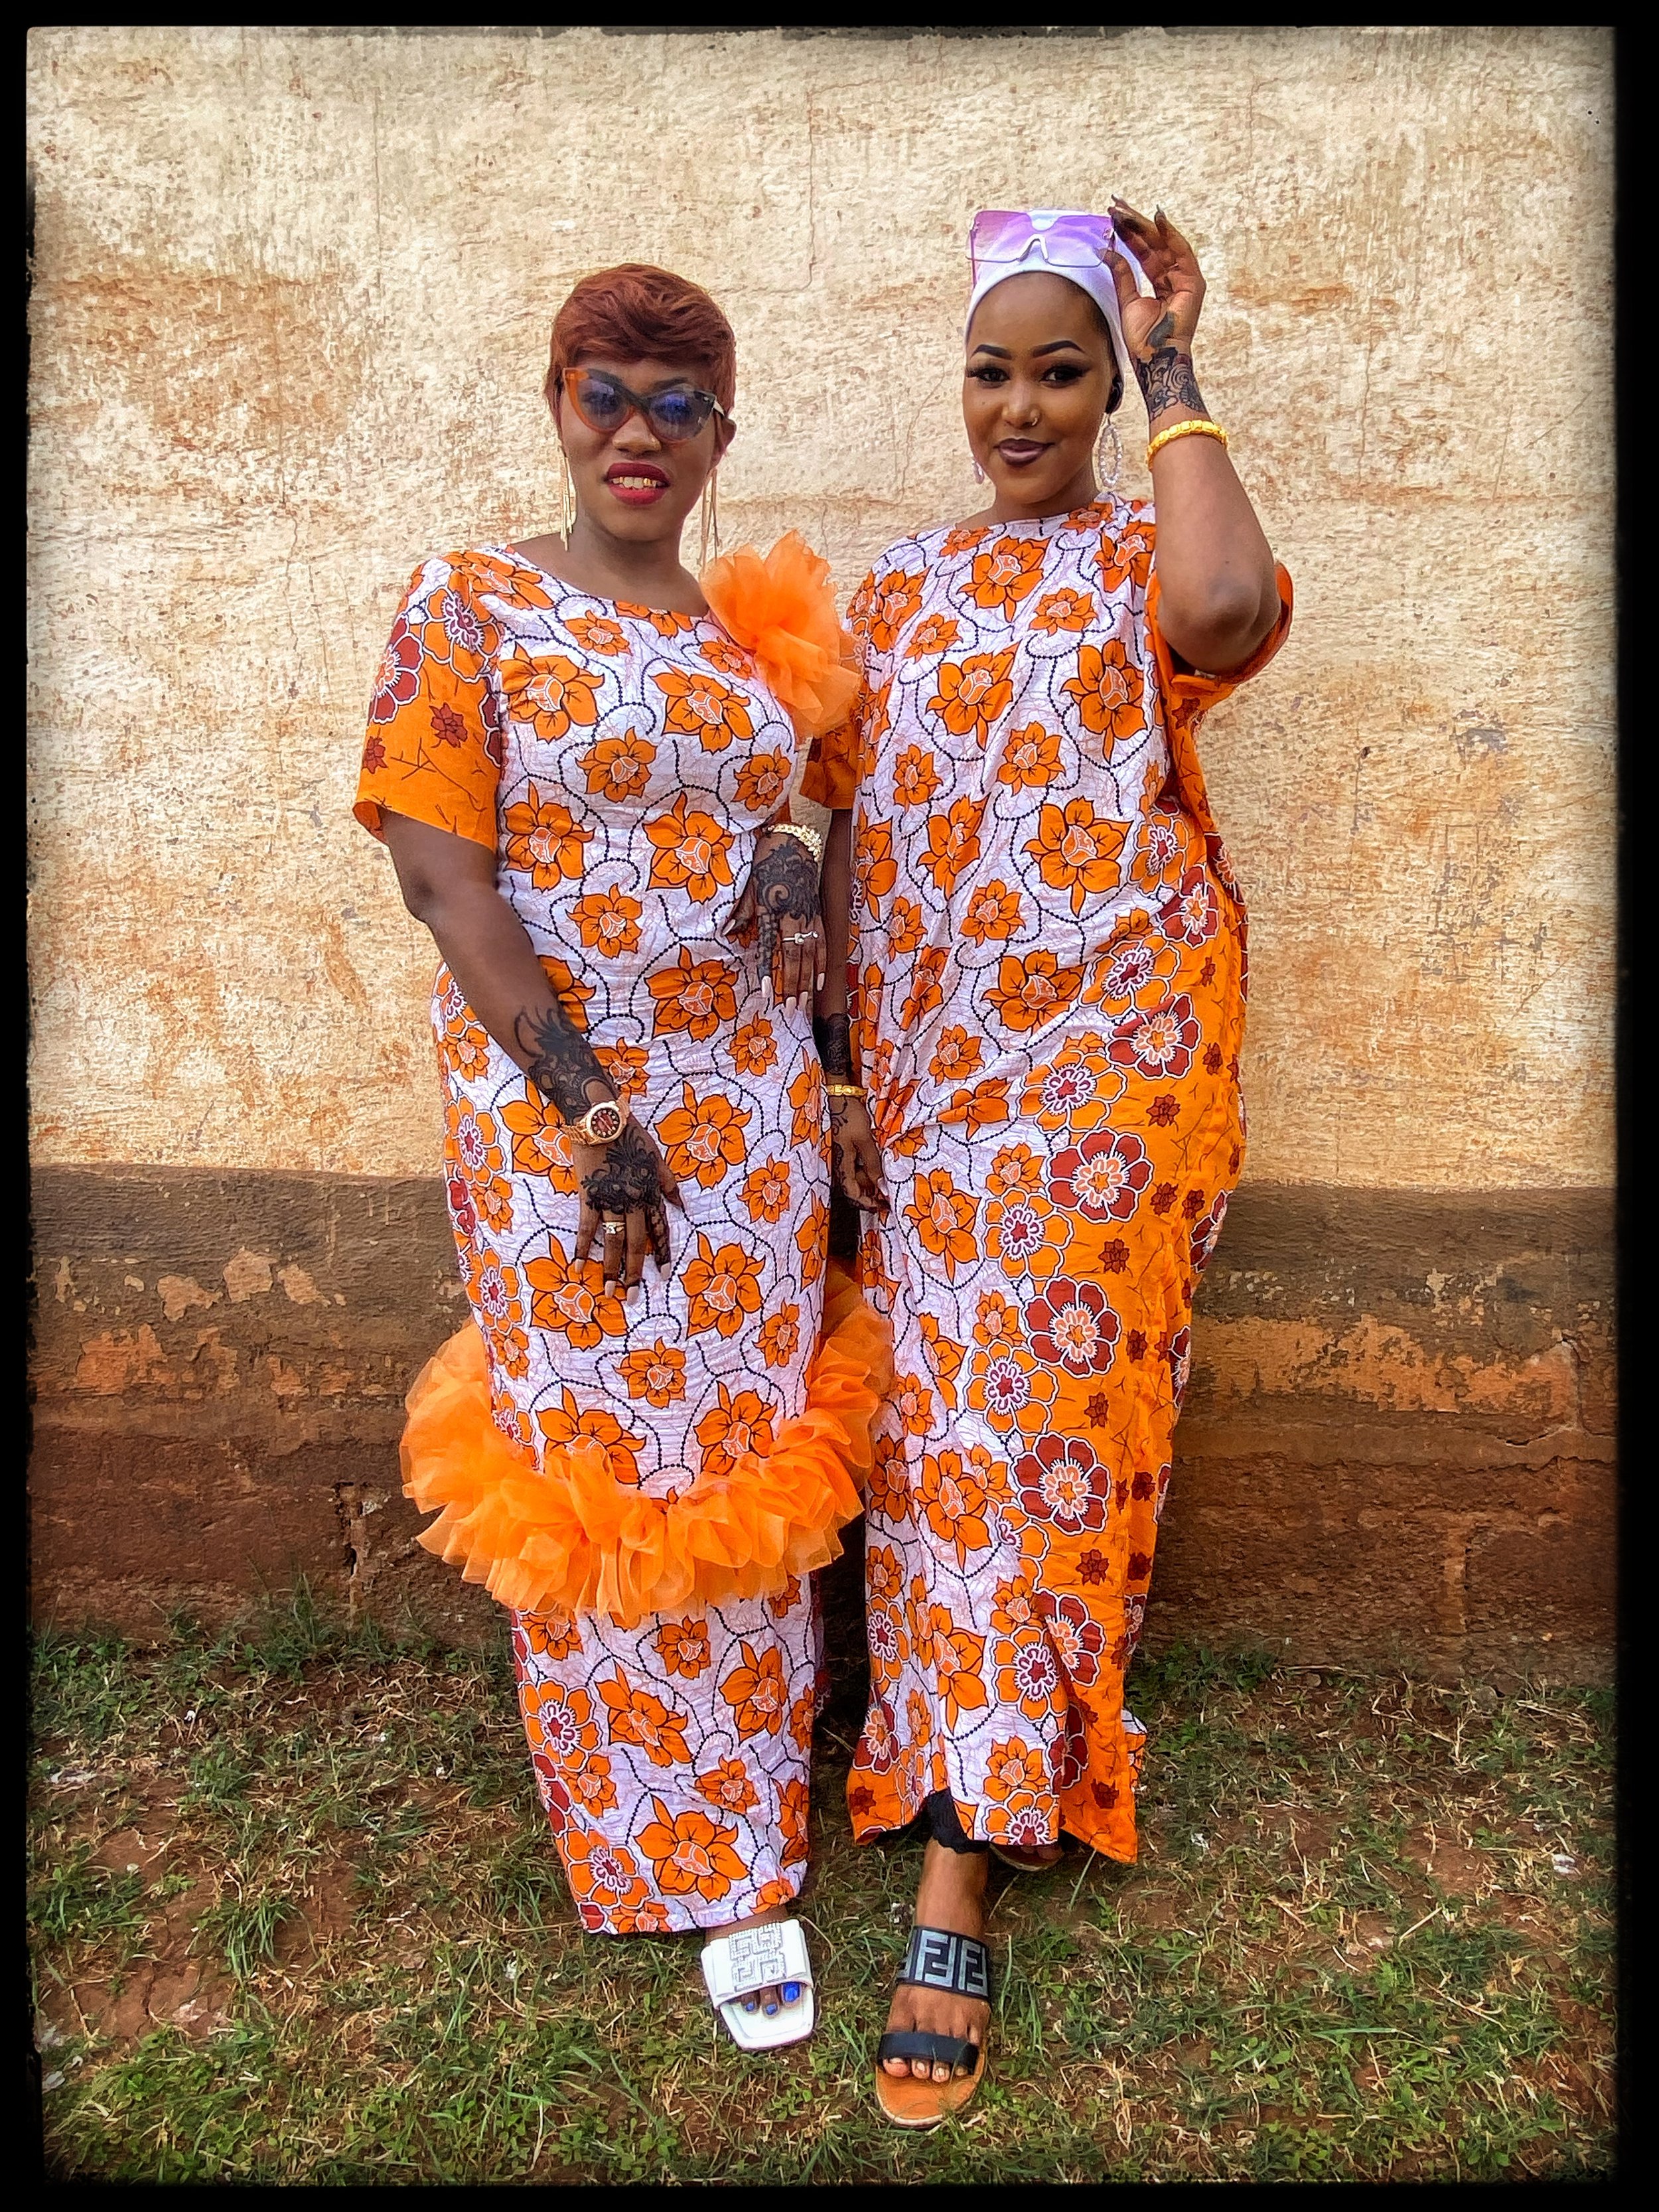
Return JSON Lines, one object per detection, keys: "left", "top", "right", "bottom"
{"left": 1135, "top": 345, "right": 1208, "bottom": 422}
{"left": 513, "top": 1001, "right": 616, "bottom": 1124}
{"left": 747, "top": 832, "right": 822, "bottom": 974}
{"left": 813, "top": 1012, "right": 856, "bottom": 1082}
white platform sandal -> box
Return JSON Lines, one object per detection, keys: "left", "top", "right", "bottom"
{"left": 700, "top": 1917, "right": 816, "bottom": 2051}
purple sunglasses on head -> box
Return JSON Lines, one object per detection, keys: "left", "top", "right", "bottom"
{"left": 969, "top": 207, "right": 1116, "bottom": 278}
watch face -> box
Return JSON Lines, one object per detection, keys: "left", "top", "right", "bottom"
{"left": 587, "top": 1102, "right": 624, "bottom": 1142}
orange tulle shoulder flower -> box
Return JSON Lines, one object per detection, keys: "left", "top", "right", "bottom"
{"left": 701, "top": 530, "right": 861, "bottom": 741}
{"left": 399, "top": 1260, "right": 893, "bottom": 1629}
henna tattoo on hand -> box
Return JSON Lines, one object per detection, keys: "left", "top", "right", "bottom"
{"left": 515, "top": 1001, "right": 615, "bottom": 1124}
{"left": 747, "top": 832, "right": 822, "bottom": 976}
{"left": 583, "top": 1124, "right": 670, "bottom": 1261}
{"left": 813, "top": 1012, "right": 856, "bottom": 1081}
{"left": 1135, "top": 344, "right": 1207, "bottom": 421}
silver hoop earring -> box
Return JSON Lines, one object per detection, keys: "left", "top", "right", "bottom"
{"left": 1094, "top": 416, "right": 1122, "bottom": 497}
{"left": 557, "top": 444, "right": 577, "bottom": 540}
{"left": 697, "top": 467, "right": 722, "bottom": 572}
{"left": 972, "top": 455, "right": 987, "bottom": 485}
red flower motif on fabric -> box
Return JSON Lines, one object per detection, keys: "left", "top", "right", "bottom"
{"left": 1012, "top": 1434, "right": 1113, "bottom": 1532}
{"left": 368, "top": 617, "right": 423, "bottom": 723}
{"left": 1190, "top": 1191, "right": 1230, "bottom": 1275}
{"left": 1025, "top": 1278, "right": 1121, "bottom": 1377}
{"left": 1047, "top": 1130, "right": 1152, "bottom": 1222}
{"left": 1036, "top": 1591, "right": 1107, "bottom": 1686}
{"left": 1108, "top": 994, "right": 1202, "bottom": 1081}
{"left": 1159, "top": 867, "right": 1220, "bottom": 948}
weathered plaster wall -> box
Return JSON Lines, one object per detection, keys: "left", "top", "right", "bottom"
{"left": 27, "top": 25, "right": 1613, "bottom": 1191}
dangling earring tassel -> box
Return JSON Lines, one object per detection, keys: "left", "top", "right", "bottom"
{"left": 559, "top": 445, "right": 577, "bottom": 541}
{"left": 972, "top": 455, "right": 987, "bottom": 485}
{"left": 698, "top": 468, "right": 721, "bottom": 572}
{"left": 1093, "top": 416, "right": 1122, "bottom": 497}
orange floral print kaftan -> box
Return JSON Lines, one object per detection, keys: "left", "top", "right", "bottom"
{"left": 804, "top": 501, "right": 1291, "bottom": 1862}
{"left": 356, "top": 546, "right": 883, "bottom": 1933}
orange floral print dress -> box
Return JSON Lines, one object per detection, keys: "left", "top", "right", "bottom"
{"left": 356, "top": 545, "right": 884, "bottom": 1934}
{"left": 802, "top": 501, "right": 1291, "bottom": 1862}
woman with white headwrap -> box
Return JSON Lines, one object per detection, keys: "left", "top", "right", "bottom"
{"left": 802, "top": 201, "right": 1293, "bottom": 2124}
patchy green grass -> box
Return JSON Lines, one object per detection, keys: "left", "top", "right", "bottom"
{"left": 30, "top": 1594, "right": 1613, "bottom": 2183}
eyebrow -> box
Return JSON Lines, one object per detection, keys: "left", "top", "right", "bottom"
{"left": 970, "top": 339, "right": 1091, "bottom": 360}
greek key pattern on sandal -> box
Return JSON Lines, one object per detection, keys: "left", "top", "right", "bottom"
{"left": 899, "top": 1926, "right": 992, "bottom": 2000}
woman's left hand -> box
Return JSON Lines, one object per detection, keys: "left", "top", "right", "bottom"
{"left": 1102, "top": 199, "right": 1207, "bottom": 380}
{"left": 733, "top": 828, "right": 826, "bottom": 1011}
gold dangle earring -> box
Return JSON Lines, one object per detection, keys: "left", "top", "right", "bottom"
{"left": 697, "top": 465, "right": 722, "bottom": 572}
{"left": 558, "top": 443, "right": 577, "bottom": 541}
{"left": 1093, "top": 415, "right": 1122, "bottom": 498}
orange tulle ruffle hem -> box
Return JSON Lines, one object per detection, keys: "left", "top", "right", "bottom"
{"left": 700, "top": 530, "right": 861, "bottom": 742}
{"left": 400, "top": 1262, "right": 892, "bottom": 1627}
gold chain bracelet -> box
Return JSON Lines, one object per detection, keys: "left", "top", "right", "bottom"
{"left": 1146, "top": 417, "right": 1228, "bottom": 467}
{"left": 765, "top": 820, "right": 824, "bottom": 865}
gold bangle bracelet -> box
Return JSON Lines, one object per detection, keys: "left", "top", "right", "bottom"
{"left": 824, "top": 1082, "right": 865, "bottom": 1098}
{"left": 765, "top": 820, "right": 824, "bottom": 865}
{"left": 1146, "top": 417, "right": 1228, "bottom": 466}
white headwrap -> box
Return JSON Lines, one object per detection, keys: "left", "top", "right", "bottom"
{"left": 965, "top": 208, "right": 1153, "bottom": 396}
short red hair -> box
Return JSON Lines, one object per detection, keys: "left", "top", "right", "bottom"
{"left": 547, "top": 263, "right": 737, "bottom": 413}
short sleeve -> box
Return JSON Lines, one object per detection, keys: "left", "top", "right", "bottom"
{"left": 354, "top": 553, "right": 504, "bottom": 851}
{"left": 1145, "top": 562, "right": 1294, "bottom": 725}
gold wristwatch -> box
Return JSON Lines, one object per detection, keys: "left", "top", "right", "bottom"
{"left": 565, "top": 1098, "right": 628, "bottom": 1145}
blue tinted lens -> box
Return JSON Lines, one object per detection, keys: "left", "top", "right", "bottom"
{"left": 576, "top": 374, "right": 628, "bottom": 425}
{"left": 650, "top": 388, "right": 709, "bottom": 441}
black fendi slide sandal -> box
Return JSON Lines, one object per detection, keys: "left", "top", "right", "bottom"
{"left": 874, "top": 1925, "right": 995, "bottom": 2130}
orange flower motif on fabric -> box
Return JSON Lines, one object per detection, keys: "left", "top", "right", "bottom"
{"left": 987, "top": 1142, "right": 1045, "bottom": 1199}
{"left": 636, "top": 1796, "right": 747, "bottom": 1901}
{"left": 997, "top": 721, "right": 1064, "bottom": 792}
{"left": 928, "top": 1609, "right": 990, "bottom": 1727}
{"left": 652, "top": 666, "right": 755, "bottom": 754}
{"left": 940, "top": 1078, "right": 1011, "bottom": 1133}
{"left": 917, "top": 796, "right": 986, "bottom": 898}
{"left": 928, "top": 650, "right": 1016, "bottom": 747}
{"left": 615, "top": 601, "right": 697, "bottom": 638}
{"left": 968, "top": 534, "right": 1045, "bottom": 616}
{"left": 778, "top": 1775, "right": 811, "bottom": 1868}
{"left": 796, "top": 1196, "right": 829, "bottom": 1286}
{"left": 500, "top": 651, "right": 602, "bottom": 742}
{"left": 538, "top": 954, "right": 594, "bottom": 1031}
{"left": 617, "top": 1338, "right": 686, "bottom": 1408}
{"left": 731, "top": 1015, "right": 778, "bottom": 1077}
{"left": 524, "top": 1237, "right": 628, "bottom": 1351}
{"left": 741, "top": 1153, "right": 792, "bottom": 1226}
{"left": 520, "top": 1608, "right": 583, "bottom": 1662}
{"left": 928, "top": 1026, "right": 983, "bottom": 1086}
{"left": 695, "top": 1757, "right": 759, "bottom": 1814}
{"left": 984, "top": 1185, "right": 1068, "bottom": 1284}
{"left": 991, "top": 1575, "right": 1041, "bottom": 1635}
{"left": 960, "top": 879, "right": 1024, "bottom": 944}
{"left": 899, "top": 946, "right": 949, "bottom": 1032}
{"left": 993, "top": 1633, "right": 1066, "bottom": 1724}
{"left": 916, "top": 1450, "right": 993, "bottom": 1566}
{"left": 560, "top": 1827, "right": 650, "bottom": 1912}
{"left": 682, "top": 1236, "right": 764, "bottom": 1339}
{"left": 904, "top": 1169, "right": 977, "bottom": 1283}
{"left": 1095, "top": 524, "right": 1155, "bottom": 594}
{"left": 595, "top": 1039, "right": 650, "bottom": 1107}
{"left": 1031, "top": 587, "right": 1098, "bottom": 634}
{"left": 697, "top": 635, "right": 758, "bottom": 679}
{"left": 721, "top": 1641, "right": 788, "bottom": 1739}
{"left": 463, "top": 550, "right": 558, "bottom": 612}
{"left": 966, "top": 1341, "right": 1058, "bottom": 1438}
{"left": 789, "top": 1686, "right": 818, "bottom": 1755}
{"left": 1020, "top": 1037, "right": 1123, "bottom": 1134}
{"left": 436, "top": 972, "right": 491, "bottom": 1082}
{"left": 941, "top": 522, "right": 991, "bottom": 558}
{"left": 694, "top": 1383, "right": 778, "bottom": 1478}
{"left": 919, "top": 1313, "right": 964, "bottom": 1410}
{"left": 535, "top": 1389, "right": 645, "bottom": 1484}
{"left": 502, "top": 784, "right": 592, "bottom": 889}
{"left": 892, "top": 745, "right": 943, "bottom": 811}
{"left": 612, "top": 1899, "right": 674, "bottom": 1934}
{"left": 567, "top": 1754, "right": 618, "bottom": 1816}
{"left": 597, "top": 1672, "right": 693, "bottom": 1767}
{"left": 853, "top": 814, "right": 897, "bottom": 922}
{"left": 904, "top": 612, "right": 960, "bottom": 659}
{"left": 973, "top": 1289, "right": 1023, "bottom": 1352}
{"left": 983, "top": 1737, "right": 1050, "bottom": 1803}
{"left": 866, "top": 568, "right": 926, "bottom": 652}
{"left": 892, "top": 1370, "right": 935, "bottom": 1439}
{"left": 735, "top": 749, "right": 794, "bottom": 814}
{"left": 1024, "top": 799, "right": 1131, "bottom": 915}
{"left": 497, "top": 1090, "right": 577, "bottom": 1185}
{"left": 464, "top": 1244, "right": 530, "bottom": 1377}
{"left": 522, "top": 1680, "right": 599, "bottom": 1761}
{"left": 788, "top": 1061, "right": 826, "bottom": 1149}
{"left": 648, "top": 951, "right": 738, "bottom": 1040}
{"left": 646, "top": 791, "right": 735, "bottom": 904}
{"left": 446, "top": 1100, "right": 513, "bottom": 1233}
{"left": 653, "top": 1618, "right": 712, "bottom": 1680}
{"left": 658, "top": 1082, "right": 752, "bottom": 1189}
{"left": 576, "top": 728, "right": 657, "bottom": 801}
{"left": 885, "top": 896, "right": 925, "bottom": 959}
{"left": 866, "top": 1432, "right": 912, "bottom": 1526}
{"left": 1061, "top": 639, "right": 1145, "bottom": 756}
{"left": 566, "top": 611, "right": 630, "bottom": 656}
{"left": 571, "top": 884, "right": 644, "bottom": 958}
{"left": 757, "top": 1303, "right": 801, "bottom": 1370}
{"left": 985, "top": 948, "right": 1084, "bottom": 1033}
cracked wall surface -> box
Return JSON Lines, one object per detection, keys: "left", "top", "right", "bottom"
{"left": 26, "top": 25, "right": 1613, "bottom": 1189}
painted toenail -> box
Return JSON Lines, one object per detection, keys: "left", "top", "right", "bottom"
{"left": 781, "top": 1981, "right": 802, "bottom": 2002}
{"left": 763, "top": 2000, "right": 778, "bottom": 2015}
{"left": 742, "top": 1997, "right": 758, "bottom": 2012}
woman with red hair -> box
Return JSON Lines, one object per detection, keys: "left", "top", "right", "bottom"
{"left": 354, "top": 264, "right": 888, "bottom": 2049}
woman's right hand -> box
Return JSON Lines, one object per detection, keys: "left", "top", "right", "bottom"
{"left": 829, "top": 1092, "right": 889, "bottom": 1215}
{"left": 575, "top": 1122, "right": 685, "bottom": 1301}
